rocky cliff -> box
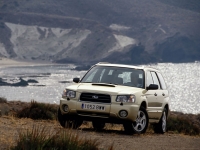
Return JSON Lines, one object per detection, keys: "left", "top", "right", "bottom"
{"left": 0, "top": 0, "right": 200, "bottom": 64}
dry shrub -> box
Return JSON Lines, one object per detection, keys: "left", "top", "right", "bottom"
{"left": 167, "top": 112, "right": 200, "bottom": 135}
{"left": 104, "top": 124, "right": 123, "bottom": 131}
{"left": 11, "top": 126, "right": 107, "bottom": 150}
{"left": 16, "top": 100, "right": 58, "bottom": 120}
{"left": 0, "top": 97, "right": 7, "bottom": 103}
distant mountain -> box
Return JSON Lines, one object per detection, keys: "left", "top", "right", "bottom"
{"left": 0, "top": 0, "right": 200, "bottom": 64}
{"left": 159, "top": 0, "right": 200, "bottom": 13}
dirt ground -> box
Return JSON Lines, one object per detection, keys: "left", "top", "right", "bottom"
{"left": 0, "top": 116, "right": 199, "bottom": 150}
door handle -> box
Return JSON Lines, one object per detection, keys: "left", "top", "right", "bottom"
{"left": 154, "top": 93, "right": 157, "bottom": 96}
{"left": 162, "top": 93, "right": 165, "bottom": 96}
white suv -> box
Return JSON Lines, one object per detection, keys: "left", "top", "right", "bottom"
{"left": 58, "top": 63, "right": 170, "bottom": 134}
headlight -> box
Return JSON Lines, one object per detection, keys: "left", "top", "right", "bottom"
{"left": 116, "top": 95, "right": 136, "bottom": 103}
{"left": 62, "top": 89, "right": 76, "bottom": 98}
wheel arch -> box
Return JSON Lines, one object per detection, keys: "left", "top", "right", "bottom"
{"left": 140, "top": 101, "right": 147, "bottom": 109}
{"left": 164, "top": 104, "right": 170, "bottom": 117}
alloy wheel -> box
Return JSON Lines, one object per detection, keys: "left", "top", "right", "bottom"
{"left": 133, "top": 110, "right": 147, "bottom": 132}
{"left": 162, "top": 111, "right": 167, "bottom": 132}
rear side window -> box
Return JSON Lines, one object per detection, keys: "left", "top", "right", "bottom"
{"left": 151, "top": 72, "right": 161, "bottom": 89}
{"left": 157, "top": 72, "right": 167, "bottom": 90}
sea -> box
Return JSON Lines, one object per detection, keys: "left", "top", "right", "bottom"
{"left": 0, "top": 62, "right": 200, "bottom": 114}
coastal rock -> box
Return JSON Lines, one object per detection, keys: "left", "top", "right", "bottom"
{"left": 0, "top": 77, "right": 30, "bottom": 86}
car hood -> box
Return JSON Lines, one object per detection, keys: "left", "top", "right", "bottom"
{"left": 67, "top": 83, "right": 144, "bottom": 95}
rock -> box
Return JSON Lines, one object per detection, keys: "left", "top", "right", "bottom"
{"left": 0, "top": 77, "right": 29, "bottom": 87}
{"left": 27, "top": 79, "right": 39, "bottom": 83}
{"left": 72, "top": 65, "right": 91, "bottom": 71}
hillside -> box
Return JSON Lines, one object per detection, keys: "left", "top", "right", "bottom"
{"left": 0, "top": 0, "right": 200, "bottom": 64}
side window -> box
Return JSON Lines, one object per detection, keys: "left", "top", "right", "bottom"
{"left": 146, "top": 71, "right": 153, "bottom": 87}
{"left": 151, "top": 72, "right": 161, "bottom": 89}
{"left": 157, "top": 72, "right": 167, "bottom": 90}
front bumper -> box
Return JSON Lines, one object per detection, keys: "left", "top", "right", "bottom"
{"left": 60, "top": 98, "right": 139, "bottom": 123}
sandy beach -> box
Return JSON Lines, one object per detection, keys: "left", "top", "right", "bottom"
{"left": 0, "top": 57, "right": 54, "bottom": 68}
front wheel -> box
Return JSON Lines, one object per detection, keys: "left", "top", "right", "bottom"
{"left": 57, "top": 108, "right": 83, "bottom": 129}
{"left": 57, "top": 107, "right": 66, "bottom": 128}
{"left": 123, "top": 107, "right": 148, "bottom": 134}
{"left": 153, "top": 108, "right": 167, "bottom": 134}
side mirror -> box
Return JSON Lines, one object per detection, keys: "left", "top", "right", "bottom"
{"left": 147, "top": 84, "right": 158, "bottom": 90}
{"left": 73, "top": 78, "right": 80, "bottom": 83}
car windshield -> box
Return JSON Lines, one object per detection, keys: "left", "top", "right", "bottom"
{"left": 81, "top": 66, "right": 144, "bottom": 88}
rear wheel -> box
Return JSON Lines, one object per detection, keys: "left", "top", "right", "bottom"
{"left": 123, "top": 107, "right": 148, "bottom": 134}
{"left": 92, "top": 121, "right": 105, "bottom": 130}
{"left": 153, "top": 108, "right": 167, "bottom": 134}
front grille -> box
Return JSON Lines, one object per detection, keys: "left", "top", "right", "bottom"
{"left": 80, "top": 93, "right": 111, "bottom": 103}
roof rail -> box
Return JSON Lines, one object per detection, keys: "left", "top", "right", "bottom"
{"left": 97, "top": 62, "right": 110, "bottom": 64}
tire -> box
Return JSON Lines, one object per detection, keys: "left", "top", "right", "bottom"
{"left": 123, "top": 107, "right": 148, "bottom": 134}
{"left": 57, "top": 108, "right": 83, "bottom": 129}
{"left": 71, "top": 120, "right": 83, "bottom": 129}
{"left": 92, "top": 121, "right": 105, "bottom": 130}
{"left": 64, "top": 120, "right": 83, "bottom": 129}
{"left": 57, "top": 107, "right": 67, "bottom": 128}
{"left": 153, "top": 108, "right": 167, "bottom": 134}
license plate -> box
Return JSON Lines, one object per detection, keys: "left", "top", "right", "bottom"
{"left": 81, "top": 103, "right": 105, "bottom": 111}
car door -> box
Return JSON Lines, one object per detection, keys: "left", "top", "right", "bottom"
{"left": 145, "top": 71, "right": 163, "bottom": 120}
{"left": 157, "top": 72, "right": 169, "bottom": 105}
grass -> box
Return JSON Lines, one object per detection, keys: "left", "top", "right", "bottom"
{"left": 11, "top": 126, "right": 113, "bottom": 150}
{"left": 167, "top": 112, "right": 200, "bottom": 135}
{"left": 147, "top": 112, "right": 200, "bottom": 136}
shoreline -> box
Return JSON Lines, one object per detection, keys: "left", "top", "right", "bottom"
{"left": 0, "top": 57, "right": 59, "bottom": 68}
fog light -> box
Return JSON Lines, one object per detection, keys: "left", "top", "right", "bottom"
{"left": 119, "top": 110, "right": 128, "bottom": 118}
{"left": 63, "top": 105, "right": 69, "bottom": 112}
